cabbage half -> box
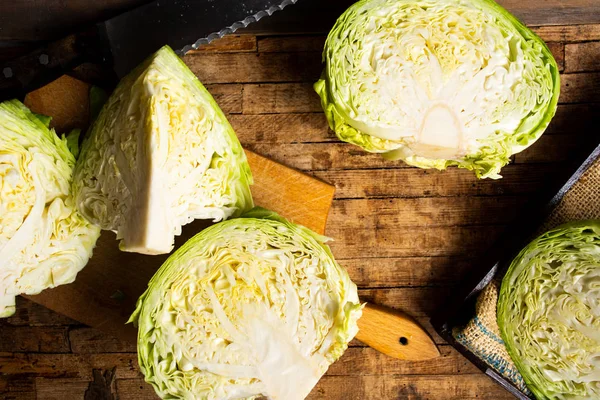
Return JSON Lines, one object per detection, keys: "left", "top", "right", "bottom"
{"left": 73, "top": 45, "right": 253, "bottom": 255}
{"left": 315, "top": 0, "right": 560, "bottom": 179}
{"left": 130, "top": 208, "right": 362, "bottom": 400}
{"left": 498, "top": 221, "right": 600, "bottom": 399}
{"left": 0, "top": 100, "right": 100, "bottom": 317}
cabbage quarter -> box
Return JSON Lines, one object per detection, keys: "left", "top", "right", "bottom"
{"left": 130, "top": 209, "right": 362, "bottom": 400}
{"left": 73, "top": 46, "right": 253, "bottom": 255}
{"left": 0, "top": 100, "right": 100, "bottom": 317}
{"left": 498, "top": 221, "right": 600, "bottom": 399}
{"left": 315, "top": 0, "right": 560, "bottom": 179}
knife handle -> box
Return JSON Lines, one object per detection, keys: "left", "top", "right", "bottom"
{"left": 0, "top": 27, "right": 107, "bottom": 101}
{"left": 356, "top": 303, "right": 440, "bottom": 361}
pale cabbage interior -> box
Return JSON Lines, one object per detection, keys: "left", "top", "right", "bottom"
{"left": 73, "top": 46, "right": 252, "bottom": 255}
{"left": 316, "top": 0, "right": 559, "bottom": 178}
{"left": 0, "top": 101, "right": 100, "bottom": 317}
{"left": 131, "top": 210, "right": 362, "bottom": 400}
{"left": 499, "top": 222, "right": 600, "bottom": 399}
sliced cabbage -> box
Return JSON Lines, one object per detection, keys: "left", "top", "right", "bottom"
{"left": 130, "top": 208, "right": 362, "bottom": 400}
{"left": 0, "top": 100, "right": 100, "bottom": 317}
{"left": 498, "top": 221, "right": 600, "bottom": 399}
{"left": 72, "top": 45, "right": 253, "bottom": 255}
{"left": 315, "top": 0, "right": 560, "bottom": 179}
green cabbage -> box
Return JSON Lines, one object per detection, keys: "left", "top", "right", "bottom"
{"left": 498, "top": 221, "right": 600, "bottom": 399}
{"left": 73, "top": 45, "right": 253, "bottom": 255}
{"left": 315, "top": 0, "right": 560, "bottom": 179}
{"left": 0, "top": 100, "right": 100, "bottom": 317}
{"left": 130, "top": 208, "right": 362, "bottom": 400}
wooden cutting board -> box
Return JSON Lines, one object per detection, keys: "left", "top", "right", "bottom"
{"left": 22, "top": 75, "right": 439, "bottom": 361}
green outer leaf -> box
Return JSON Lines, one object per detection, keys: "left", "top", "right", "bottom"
{"left": 498, "top": 220, "right": 600, "bottom": 399}
{"left": 315, "top": 0, "right": 560, "bottom": 179}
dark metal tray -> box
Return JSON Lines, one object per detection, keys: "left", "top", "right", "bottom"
{"left": 431, "top": 139, "right": 600, "bottom": 400}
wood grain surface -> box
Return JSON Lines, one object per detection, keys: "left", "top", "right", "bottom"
{"left": 1, "top": 1, "right": 600, "bottom": 399}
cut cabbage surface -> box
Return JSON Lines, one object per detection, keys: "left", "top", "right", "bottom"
{"left": 0, "top": 100, "right": 100, "bottom": 317}
{"left": 315, "top": 0, "right": 560, "bottom": 179}
{"left": 130, "top": 208, "right": 362, "bottom": 400}
{"left": 73, "top": 45, "right": 253, "bottom": 255}
{"left": 498, "top": 221, "right": 600, "bottom": 399}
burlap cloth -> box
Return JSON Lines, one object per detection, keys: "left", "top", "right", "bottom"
{"left": 452, "top": 155, "right": 600, "bottom": 396}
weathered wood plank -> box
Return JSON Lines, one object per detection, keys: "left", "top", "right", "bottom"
{"left": 183, "top": 52, "right": 322, "bottom": 84}
{"left": 514, "top": 134, "right": 591, "bottom": 163}
{"left": 0, "top": 353, "right": 142, "bottom": 380}
{"left": 230, "top": 113, "right": 333, "bottom": 144}
{"left": 329, "top": 197, "right": 525, "bottom": 228}
{"left": 258, "top": 35, "right": 326, "bottom": 53}
{"left": 329, "top": 346, "right": 477, "bottom": 376}
{"left": 0, "top": 376, "right": 35, "bottom": 395}
{"left": 314, "top": 164, "right": 558, "bottom": 199}
{"left": 116, "top": 379, "right": 159, "bottom": 400}
{"left": 115, "top": 374, "right": 513, "bottom": 400}
{"left": 532, "top": 23, "right": 600, "bottom": 42}
{"left": 188, "top": 35, "right": 257, "bottom": 53}
{"left": 565, "top": 41, "right": 600, "bottom": 73}
{"left": 561, "top": 72, "right": 600, "bottom": 103}
{"left": 243, "top": 142, "right": 391, "bottom": 171}
{"left": 205, "top": 84, "right": 243, "bottom": 114}
{"left": 3, "top": 298, "right": 78, "bottom": 327}
{"left": 547, "top": 42, "right": 565, "bottom": 72}
{"left": 341, "top": 256, "right": 474, "bottom": 288}
{"left": 243, "top": 83, "right": 322, "bottom": 114}
{"left": 327, "top": 226, "right": 504, "bottom": 259}
{"left": 307, "top": 374, "right": 513, "bottom": 400}
{"left": 69, "top": 327, "right": 137, "bottom": 354}
{"left": 0, "top": 326, "right": 70, "bottom": 353}
{"left": 35, "top": 378, "right": 89, "bottom": 400}
{"left": 357, "top": 288, "right": 457, "bottom": 318}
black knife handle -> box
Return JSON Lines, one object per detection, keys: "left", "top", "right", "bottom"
{"left": 0, "top": 27, "right": 107, "bottom": 101}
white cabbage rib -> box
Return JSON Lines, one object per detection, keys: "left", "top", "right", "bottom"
{"left": 73, "top": 46, "right": 253, "bottom": 255}
{"left": 0, "top": 100, "right": 100, "bottom": 317}
{"left": 315, "top": 0, "right": 559, "bottom": 178}
{"left": 130, "top": 209, "right": 362, "bottom": 400}
{"left": 498, "top": 221, "right": 600, "bottom": 399}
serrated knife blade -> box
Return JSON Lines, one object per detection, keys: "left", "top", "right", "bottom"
{"left": 102, "top": 0, "right": 298, "bottom": 77}
{"left": 0, "top": 0, "right": 298, "bottom": 100}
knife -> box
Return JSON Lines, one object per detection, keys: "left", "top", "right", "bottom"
{"left": 0, "top": 0, "right": 297, "bottom": 101}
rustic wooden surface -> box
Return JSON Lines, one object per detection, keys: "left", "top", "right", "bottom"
{"left": 1, "top": 1, "right": 600, "bottom": 399}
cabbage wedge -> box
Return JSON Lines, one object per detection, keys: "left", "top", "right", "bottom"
{"left": 498, "top": 221, "right": 600, "bottom": 399}
{"left": 0, "top": 100, "right": 100, "bottom": 317}
{"left": 315, "top": 0, "right": 560, "bottom": 179}
{"left": 73, "top": 45, "right": 253, "bottom": 255}
{"left": 130, "top": 208, "right": 362, "bottom": 400}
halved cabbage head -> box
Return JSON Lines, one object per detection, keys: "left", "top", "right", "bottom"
{"left": 130, "top": 208, "right": 362, "bottom": 400}
{"left": 315, "top": 0, "right": 560, "bottom": 179}
{"left": 498, "top": 221, "right": 600, "bottom": 399}
{"left": 0, "top": 100, "right": 100, "bottom": 317}
{"left": 73, "top": 45, "right": 253, "bottom": 255}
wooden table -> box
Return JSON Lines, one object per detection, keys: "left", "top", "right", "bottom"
{"left": 1, "top": 1, "right": 600, "bottom": 399}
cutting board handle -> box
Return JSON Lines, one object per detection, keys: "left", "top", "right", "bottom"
{"left": 356, "top": 303, "right": 440, "bottom": 361}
